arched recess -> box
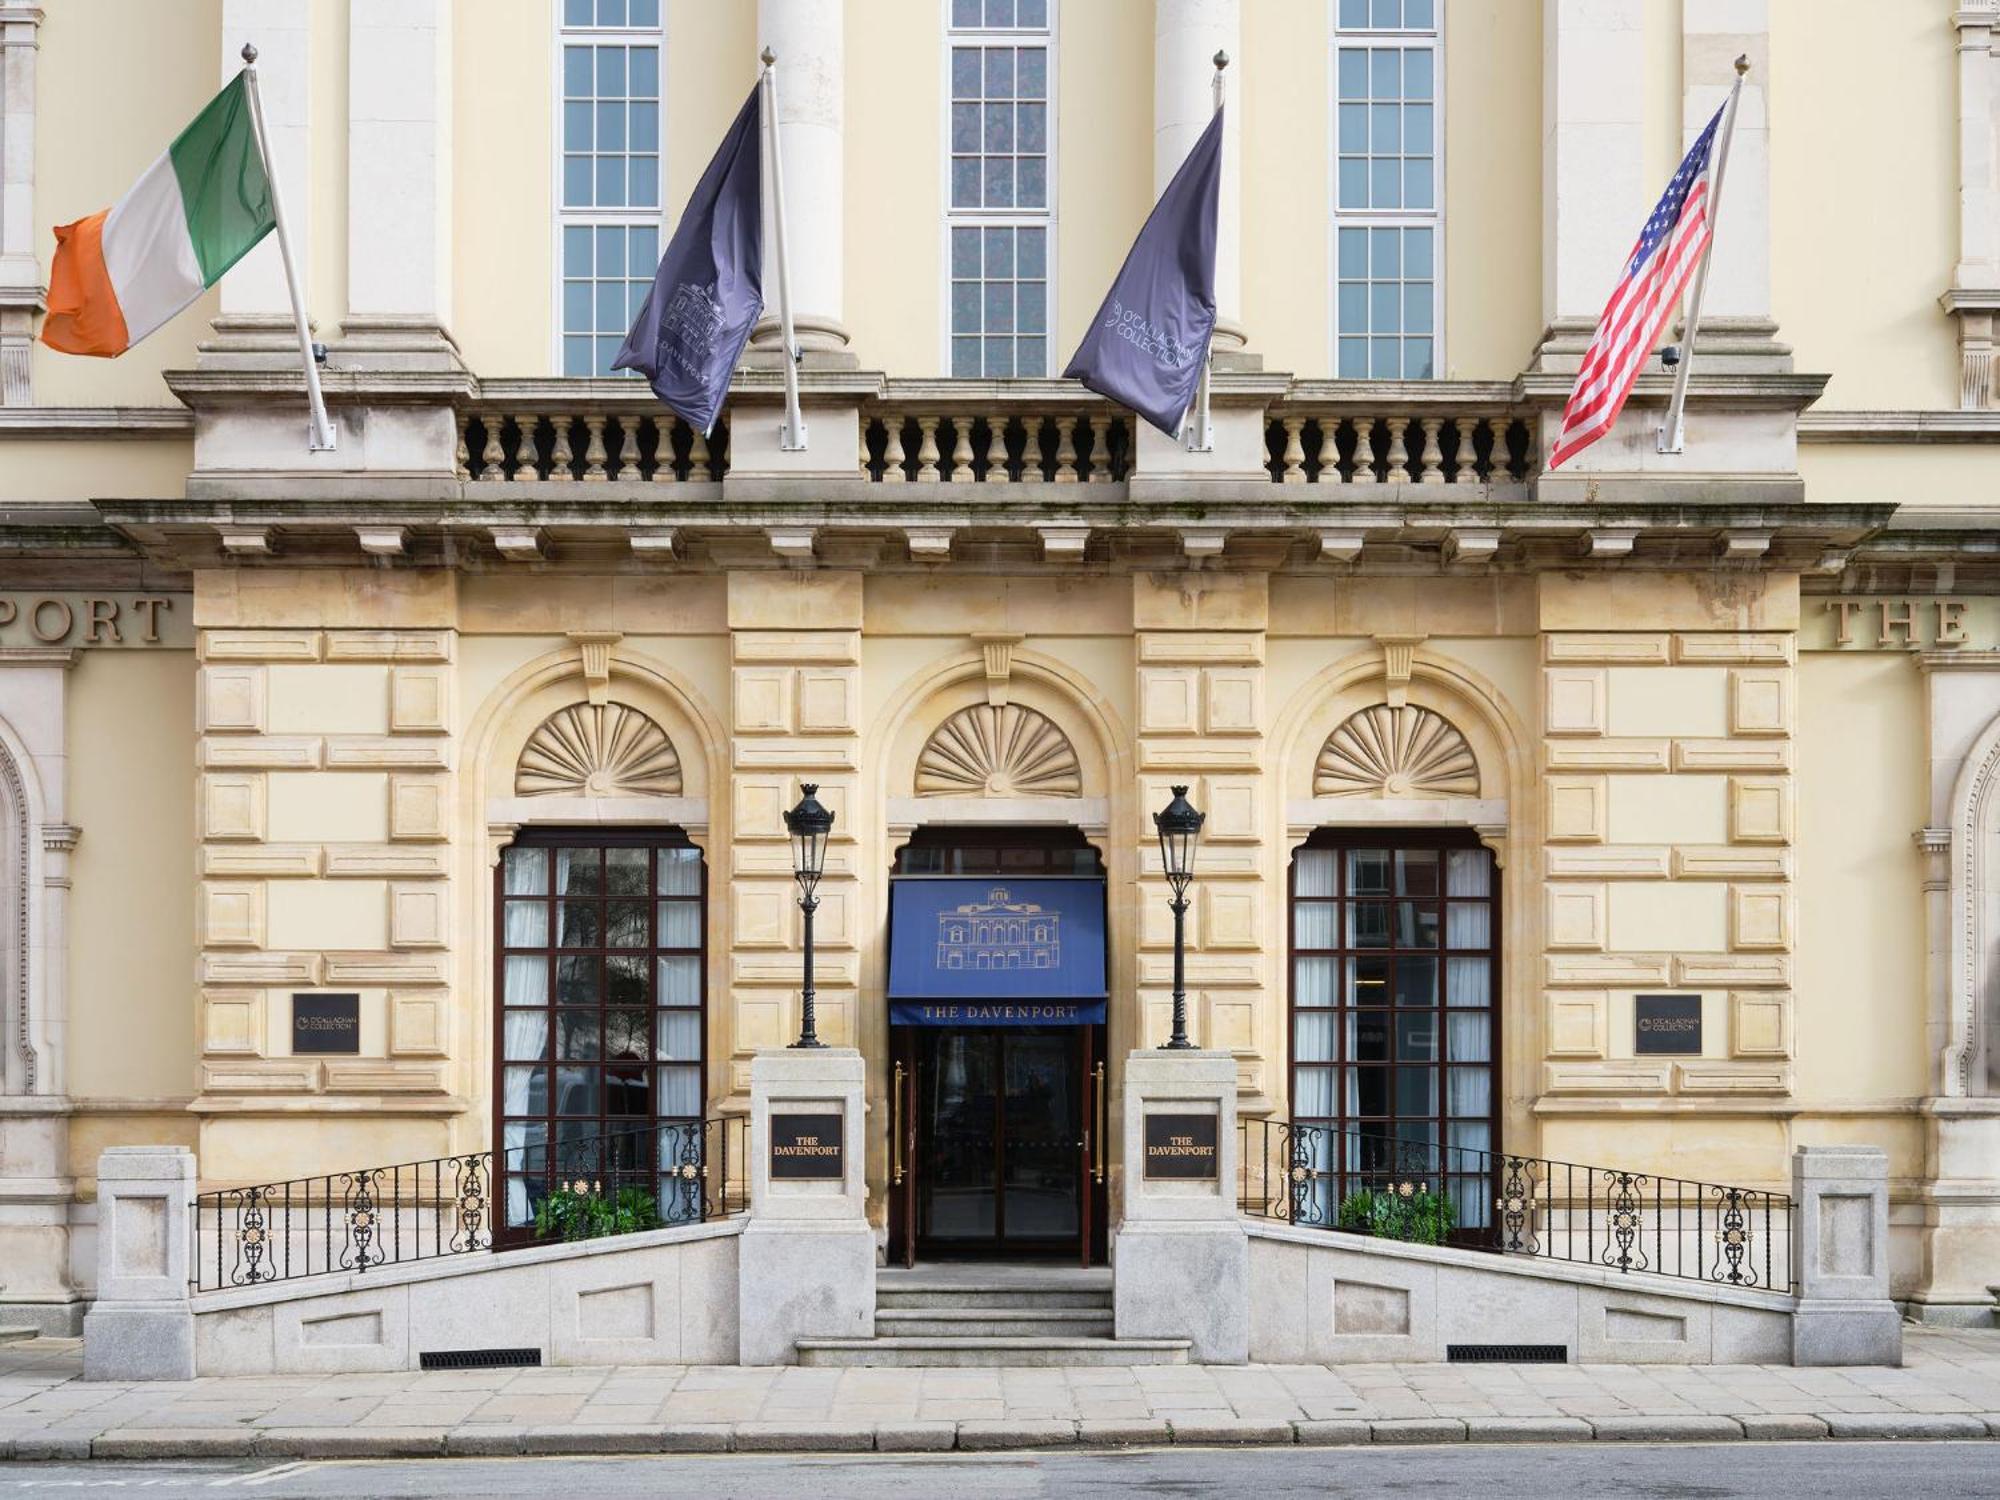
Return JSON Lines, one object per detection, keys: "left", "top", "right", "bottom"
{"left": 1270, "top": 644, "right": 1540, "bottom": 1155}
{"left": 456, "top": 644, "right": 730, "bottom": 1154}
{"left": 0, "top": 730, "right": 35, "bottom": 1098}
{"left": 1944, "top": 706, "right": 2000, "bottom": 1098}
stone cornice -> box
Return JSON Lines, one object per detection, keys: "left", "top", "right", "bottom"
{"left": 1514, "top": 369, "right": 1831, "bottom": 410}
{"left": 1798, "top": 408, "right": 2000, "bottom": 442}
{"left": 0, "top": 406, "right": 193, "bottom": 438}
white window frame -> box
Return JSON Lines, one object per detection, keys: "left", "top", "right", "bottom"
{"left": 1328, "top": 0, "right": 1445, "bottom": 380}
{"left": 939, "top": 0, "right": 1060, "bottom": 379}
{"left": 551, "top": 1, "right": 669, "bottom": 377}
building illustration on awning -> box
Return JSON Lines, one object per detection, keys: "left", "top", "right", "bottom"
{"left": 936, "top": 887, "right": 1060, "bottom": 972}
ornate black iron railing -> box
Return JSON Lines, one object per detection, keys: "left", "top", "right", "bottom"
{"left": 192, "top": 1115, "right": 749, "bottom": 1293}
{"left": 1238, "top": 1118, "right": 1794, "bottom": 1293}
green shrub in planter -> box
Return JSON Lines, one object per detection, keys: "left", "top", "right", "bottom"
{"left": 532, "top": 1179, "right": 662, "bottom": 1243}
{"left": 1335, "top": 1181, "right": 1455, "bottom": 1246}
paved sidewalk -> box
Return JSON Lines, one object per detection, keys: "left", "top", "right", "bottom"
{"left": 0, "top": 1326, "right": 1994, "bottom": 1460}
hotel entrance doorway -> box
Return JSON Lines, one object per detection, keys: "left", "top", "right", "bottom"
{"left": 885, "top": 829, "right": 1109, "bottom": 1266}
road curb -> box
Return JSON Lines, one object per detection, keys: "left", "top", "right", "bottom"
{"left": 35, "top": 1418, "right": 2000, "bottom": 1463}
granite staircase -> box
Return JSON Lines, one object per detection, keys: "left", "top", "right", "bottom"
{"left": 795, "top": 1265, "right": 1190, "bottom": 1367}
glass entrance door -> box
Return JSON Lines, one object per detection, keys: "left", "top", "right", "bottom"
{"left": 913, "top": 1026, "right": 1086, "bottom": 1257}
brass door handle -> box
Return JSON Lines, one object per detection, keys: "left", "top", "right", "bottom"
{"left": 1093, "top": 1061, "right": 1107, "bottom": 1184}
{"left": 891, "top": 1062, "right": 905, "bottom": 1186}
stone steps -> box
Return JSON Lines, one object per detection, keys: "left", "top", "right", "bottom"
{"left": 0, "top": 1329, "right": 35, "bottom": 1345}
{"left": 876, "top": 1283, "right": 1112, "bottom": 1312}
{"left": 796, "top": 1334, "right": 1190, "bottom": 1367}
{"left": 874, "top": 1306, "right": 1115, "bottom": 1339}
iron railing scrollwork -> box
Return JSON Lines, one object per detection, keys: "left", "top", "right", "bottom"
{"left": 192, "top": 1116, "right": 749, "bottom": 1293}
{"left": 1239, "top": 1118, "right": 1794, "bottom": 1293}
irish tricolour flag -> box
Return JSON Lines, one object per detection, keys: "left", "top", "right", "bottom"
{"left": 41, "top": 73, "right": 274, "bottom": 357}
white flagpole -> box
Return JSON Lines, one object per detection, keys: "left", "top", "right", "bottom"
{"left": 760, "top": 47, "right": 807, "bottom": 451}
{"left": 1185, "top": 50, "right": 1227, "bottom": 454}
{"left": 239, "top": 43, "right": 335, "bottom": 453}
{"left": 1657, "top": 55, "right": 1748, "bottom": 456}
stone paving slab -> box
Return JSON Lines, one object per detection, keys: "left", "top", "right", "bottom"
{"left": 0, "top": 1326, "right": 1996, "bottom": 1459}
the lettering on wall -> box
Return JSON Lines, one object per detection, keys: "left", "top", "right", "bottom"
{"left": 1634, "top": 994, "right": 1703, "bottom": 1057}
{"left": 1143, "top": 1112, "right": 1219, "bottom": 1180}
{"left": 0, "top": 593, "right": 187, "bottom": 649}
{"left": 769, "top": 1112, "right": 844, "bottom": 1180}
{"left": 291, "top": 993, "right": 362, "bottom": 1055}
{"left": 1808, "top": 598, "right": 1993, "bottom": 651}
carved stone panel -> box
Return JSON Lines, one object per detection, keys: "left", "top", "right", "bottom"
{"left": 1313, "top": 704, "right": 1478, "bottom": 798}
{"left": 515, "top": 703, "right": 682, "bottom": 797}
{"left": 915, "top": 704, "right": 1082, "bottom": 797}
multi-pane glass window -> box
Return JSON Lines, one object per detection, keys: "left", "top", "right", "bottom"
{"left": 947, "top": 0, "right": 1052, "bottom": 377}
{"left": 497, "top": 833, "right": 705, "bottom": 1237}
{"left": 1290, "top": 836, "right": 1495, "bottom": 1236}
{"left": 1335, "top": 0, "right": 1439, "bottom": 378}
{"left": 559, "top": 0, "right": 663, "bottom": 376}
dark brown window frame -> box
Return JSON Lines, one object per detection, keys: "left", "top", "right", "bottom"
{"left": 1286, "top": 827, "right": 1500, "bottom": 1240}
{"left": 492, "top": 826, "right": 707, "bottom": 1246}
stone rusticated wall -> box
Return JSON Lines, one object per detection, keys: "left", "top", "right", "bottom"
{"left": 1537, "top": 574, "right": 1798, "bottom": 1184}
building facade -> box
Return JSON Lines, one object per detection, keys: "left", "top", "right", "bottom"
{"left": 0, "top": 0, "right": 1997, "bottom": 1332}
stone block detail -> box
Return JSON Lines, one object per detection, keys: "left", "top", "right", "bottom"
{"left": 1545, "top": 883, "right": 1606, "bottom": 950}
{"left": 201, "top": 884, "right": 266, "bottom": 948}
{"left": 1545, "top": 738, "right": 1671, "bottom": 771}
{"left": 1730, "top": 991, "right": 1793, "bottom": 1057}
{"left": 1728, "top": 669, "right": 1792, "bottom": 736}
{"left": 1543, "top": 633, "right": 1672, "bottom": 664}
{"left": 199, "top": 665, "right": 267, "bottom": 733}
{"left": 200, "top": 629, "right": 323, "bottom": 662}
{"left": 1728, "top": 776, "right": 1791, "bottom": 843}
{"left": 389, "top": 776, "right": 449, "bottom": 840}
{"left": 201, "top": 991, "right": 265, "bottom": 1054}
{"left": 389, "top": 991, "right": 450, "bottom": 1056}
{"left": 388, "top": 667, "right": 452, "bottom": 733}
{"left": 201, "top": 774, "right": 268, "bottom": 841}
{"left": 1545, "top": 992, "right": 1608, "bottom": 1057}
{"left": 1544, "top": 668, "right": 1607, "bottom": 735}
{"left": 1729, "top": 885, "right": 1792, "bottom": 951}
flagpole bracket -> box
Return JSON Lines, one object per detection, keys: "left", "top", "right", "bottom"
{"left": 308, "top": 418, "right": 339, "bottom": 454}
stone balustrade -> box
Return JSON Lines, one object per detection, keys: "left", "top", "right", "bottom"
{"left": 449, "top": 379, "right": 1540, "bottom": 489}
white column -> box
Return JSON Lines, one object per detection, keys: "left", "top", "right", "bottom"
{"left": 1682, "top": 1, "right": 1772, "bottom": 330}
{"left": 752, "top": 0, "right": 848, "bottom": 359}
{"left": 1946, "top": 3, "right": 2000, "bottom": 408}
{"left": 1154, "top": 0, "right": 1245, "bottom": 357}
{"left": 0, "top": 2, "right": 44, "bottom": 404}
{"left": 1536, "top": 0, "right": 1645, "bottom": 365}
{"left": 344, "top": 0, "right": 457, "bottom": 364}
{"left": 215, "top": 0, "right": 309, "bottom": 336}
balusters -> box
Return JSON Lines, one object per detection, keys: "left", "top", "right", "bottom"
{"left": 1311, "top": 420, "right": 1335, "bottom": 484}
{"left": 984, "top": 413, "right": 1009, "bottom": 482}
{"left": 480, "top": 412, "right": 505, "bottom": 482}
{"left": 1086, "top": 414, "right": 1111, "bottom": 482}
{"left": 582, "top": 415, "right": 608, "bottom": 481}
{"left": 647, "top": 418, "right": 672, "bottom": 481}
{"left": 549, "top": 418, "right": 575, "bottom": 481}
{"left": 879, "top": 419, "right": 907, "bottom": 482}
{"left": 689, "top": 426, "right": 711, "bottom": 481}
{"left": 1053, "top": 416, "right": 1078, "bottom": 482}
{"left": 1418, "top": 418, "right": 1444, "bottom": 484}
{"left": 1279, "top": 416, "right": 1306, "bottom": 484}
{"left": 949, "top": 417, "right": 975, "bottom": 483}
{"left": 1447, "top": 416, "right": 1472, "bottom": 484}
{"left": 915, "top": 416, "right": 941, "bottom": 482}
{"left": 1385, "top": 417, "right": 1412, "bottom": 483}
{"left": 454, "top": 417, "right": 470, "bottom": 481}
{"left": 1485, "top": 415, "right": 1512, "bottom": 483}
{"left": 1351, "top": 418, "right": 1378, "bottom": 484}
{"left": 512, "top": 413, "right": 539, "bottom": 481}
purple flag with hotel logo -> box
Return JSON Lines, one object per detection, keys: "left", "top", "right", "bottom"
{"left": 1063, "top": 107, "right": 1222, "bottom": 439}
{"left": 613, "top": 85, "right": 762, "bottom": 435}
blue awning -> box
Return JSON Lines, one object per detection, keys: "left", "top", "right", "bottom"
{"left": 887, "top": 877, "right": 1106, "bottom": 1025}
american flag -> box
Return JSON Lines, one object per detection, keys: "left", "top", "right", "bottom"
{"left": 1549, "top": 102, "right": 1727, "bottom": 470}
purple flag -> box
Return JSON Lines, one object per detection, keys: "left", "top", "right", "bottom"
{"left": 1063, "top": 107, "right": 1222, "bottom": 439}
{"left": 613, "top": 85, "right": 762, "bottom": 434}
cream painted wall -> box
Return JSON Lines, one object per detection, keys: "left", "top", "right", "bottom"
{"left": 1054, "top": 0, "right": 1151, "bottom": 373}
{"left": 452, "top": 0, "right": 555, "bottom": 374}
{"left": 65, "top": 649, "right": 198, "bottom": 1103}
{"left": 1796, "top": 650, "right": 1929, "bottom": 1102}
{"left": 847, "top": 0, "right": 944, "bottom": 374}
{"left": 1437, "top": 0, "right": 1541, "bottom": 377}
{"left": 0, "top": 441, "right": 194, "bottom": 504}
{"left": 1800, "top": 444, "right": 1995, "bottom": 508}
{"left": 1771, "top": 0, "right": 1960, "bottom": 410}
{"left": 28, "top": 0, "right": 224, "bottom": 406}
{"left": 311, "top": 0, "right": 350, "bottom": 343}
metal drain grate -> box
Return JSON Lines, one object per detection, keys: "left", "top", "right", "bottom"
{"left": 419, "top": 1347, "right": 543, "bottom": 1371}
{"left": 1446, "top": 1343, "right": 1568, "bottom": 1364}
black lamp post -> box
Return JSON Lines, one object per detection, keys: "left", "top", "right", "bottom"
{"left": 782, "top": 783, "right": 834, "bottom": 1049}
{"left": 1153, "top": 784, "right": 1205, "bottom": 1050}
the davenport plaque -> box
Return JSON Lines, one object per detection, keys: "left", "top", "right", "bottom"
{"left": 769, "top": 1112, "right": 844, "bottom": 1180}
{"left": 1143, "top": 1112, "right": 1219, "bottom": 1180}
{"left": 291, "top": 993, "right": 361, "bottom": 1055}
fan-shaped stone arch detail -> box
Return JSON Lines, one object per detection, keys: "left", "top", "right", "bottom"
{"left": 516, "top": 703, "right": 683, "bottom": 797}
{"left": 1314, "top": 704, "right": 1479, "bottom": 799}
{"left": 916, "top": 704, "right": 1082, "bottom": 797}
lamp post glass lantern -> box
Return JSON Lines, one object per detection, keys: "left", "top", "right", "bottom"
{"left": 1154, "top": 785, "right": 1205, "bottom": 1050}
{"left": 783, "top": 783, "right": 834, "bottom": 1048}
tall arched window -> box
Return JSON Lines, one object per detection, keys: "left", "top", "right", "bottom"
{"left": 496, "top": 829, "right": 705, "bottom": 1238}
{"left": 1289, "top": 831, "right": 1496, "bottom": 1234}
